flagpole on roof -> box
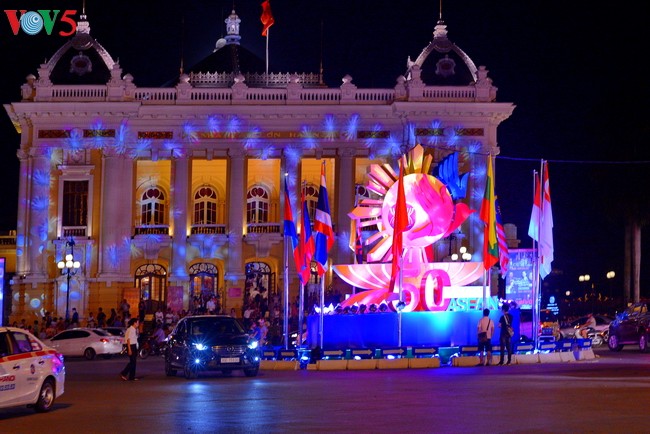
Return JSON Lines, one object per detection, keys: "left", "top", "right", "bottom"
{"left": 265, "top": 31, "right": 269, "bottom": 77}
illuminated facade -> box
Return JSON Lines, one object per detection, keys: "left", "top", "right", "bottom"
{"left": 3, "top": 10, "right": 513, "bottom": 324}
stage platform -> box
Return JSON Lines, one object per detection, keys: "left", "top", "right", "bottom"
{"left": 306, "top": 311, "right": 486, "bottom": 349}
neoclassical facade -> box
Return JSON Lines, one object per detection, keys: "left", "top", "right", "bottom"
{"left": 3, "top": 10, "right": 514, "bottom": 324}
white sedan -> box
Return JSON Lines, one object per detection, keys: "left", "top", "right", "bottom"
{"left": 0, "top": 326, "right": 66, "bottom": 412}
{"left": 47, "top": 328, "right": 123, "bottom": 360}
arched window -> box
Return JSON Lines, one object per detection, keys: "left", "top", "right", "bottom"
{"left": 304, "top": 183, "right": 319, "bottom": 222}
{"left": 244, "top": 262, "right": 275, "bottom": 307}
{"left": 189, "top": 263, "right": 220, "bottom": 314}
{"left": 246, "top": 185, "right": 269, "bottom": 224}
{"left": 193, "top": 186, "right": 218, "bottom": 225}
{"left": 141, "top": 187, "right": 166, "bottom": 225}
{"left": 134, "top": 264, "right": 167, "bottom": 314}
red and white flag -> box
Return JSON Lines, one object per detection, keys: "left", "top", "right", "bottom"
{"left": 528, "top": 162, "right": 554, "bottom": 279}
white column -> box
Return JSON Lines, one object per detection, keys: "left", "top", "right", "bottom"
{"left": 335, "top": 147, "right": 356, "bottom": 265}
{"left": 27, "top": 148, "right": 51, "bottom": 278}
{"left": 225, "top": 148, "right": 246, "bottom": 286}
{"left": 170, "top": 153, "right": 189, "bottom": 281}
{"left": 99, "top": 150, "right": 133, "bottom": 278}
{"left": 15, "top": 150, "right": 30, "bottom": 276}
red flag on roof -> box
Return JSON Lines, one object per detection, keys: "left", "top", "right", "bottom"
{"left": 260, "top": 1, "right": 275, "bottom": 37}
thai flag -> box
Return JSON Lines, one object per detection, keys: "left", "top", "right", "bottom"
{"left": 314, "top": 162, "right": 334, "bottom": 277}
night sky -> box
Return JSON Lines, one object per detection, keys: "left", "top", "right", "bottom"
{"left": 1, "top": 1, "right": 648, "bottom": 295}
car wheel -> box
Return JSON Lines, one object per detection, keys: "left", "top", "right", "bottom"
{"left": 34, "top": 379, "right": 55, "bottom": 412}
{"left": 84, "top": 348, "right": 96, "bottom": 360}
{"left": 184, "top": 361, "right": 198, "bottom": 379}
{"left": 607, "top": 334, "right": 623, "bottom": 352}
{"left": 640, "top": 334, "right": 649, "bottom": 353}
{"left": 165, "top": 357, "right": 177, "bottom": 377}
{"left": 244, "top": 368, "right": 259, "bottom": 377}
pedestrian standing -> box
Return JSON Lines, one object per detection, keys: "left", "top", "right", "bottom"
{"left": 498, "top": 303, "right": 513, "bottom": 365}
{"left": 97, "top": 307, "right": 107, "bottom": 328}
{"left": 120, "top": 318, "right": 140, "bottom": 381}
{"left": 477, "top": 308, "right": 494, "bottom": 366}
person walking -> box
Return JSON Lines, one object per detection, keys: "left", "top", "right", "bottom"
{"left": 120, "top": 318, "right": 140, "bottom": 381}
{"left": 498, "top": 303, "right": 513, "bottom": 365}
{"left": 477, "top": 308, "right": 495, "bottom": 366}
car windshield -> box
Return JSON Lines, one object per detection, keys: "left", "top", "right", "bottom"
{"left": 190, "top": 318, "right": 245, "bottom": 336}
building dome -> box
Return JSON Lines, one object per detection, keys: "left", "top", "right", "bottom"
{"left": 46, "top": 13, "right": 116, "bottom": 85}
{"left": 185, "top": 9, "right": 265, "bottom": 79}
{"left": 406, "top": 19, "right": 478, "bottom": 86}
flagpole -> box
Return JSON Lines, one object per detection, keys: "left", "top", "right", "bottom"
{"left": 282, "top": 171, "right": 290, "bottom": 350}
{"left": 282, "top": 174, "right": 288, "bottom": 349}
{"left": 298, "top": 281, "right": 304, "bottom": 349}
{"left": 265, "top": 28, "right": 270, "bottom": 86}
{"left": 319, "top": 276, "right": 325, "bottom": 348}
{"left": 352, "top": 191, "right": 359, "bottom": 295}
{"left": 533, "top": 161, "right": 544, "bottom": 351}
{"left": 398, "top": 254, "right": 403, "bottom": 347}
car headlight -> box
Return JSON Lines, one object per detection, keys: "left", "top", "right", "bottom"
{"left": 193, "top": 342, "right": 208, "bottom": 351}
{"left": 248, "top": 340, "right": 259, "bottom": 350}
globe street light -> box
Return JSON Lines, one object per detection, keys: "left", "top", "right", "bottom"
{"left": 451, "top": 246, "right": 472, "bottom": 262}
{"left": 57, "top": 238, "right": 80, "bottom": 321}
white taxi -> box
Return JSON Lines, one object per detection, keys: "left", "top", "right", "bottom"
{"left": 0, "top": 326, "right": 65, "bottom": 412}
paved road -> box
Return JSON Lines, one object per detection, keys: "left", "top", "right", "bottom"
{"left": 2, "top": 348, "right": 650, "bottom": 433}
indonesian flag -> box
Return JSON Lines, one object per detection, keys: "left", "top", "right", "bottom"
{"left": 260, "top": 1, "right": 275, "bottom": 37}
{"left": 528, "top": 162, "right": 554, "bottom": 279}
{"left": 389, "top": 158, "right": 408, "bottom": 291}
{"left": 479, "top": 156, "right": 499, "bottom": 271}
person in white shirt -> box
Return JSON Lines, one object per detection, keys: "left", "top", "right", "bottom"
{"left": 477, "top": 308, "right": 495, "bottom": 366}
{"left": 120, "top": 318, "right": 140, "bottom": 381}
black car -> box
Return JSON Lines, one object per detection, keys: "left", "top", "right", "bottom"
{"left": 608, "top": 302, "right": 650, "bottom": 352}
{"left": 164, "top": 315, "right": 261, "bottom": 378}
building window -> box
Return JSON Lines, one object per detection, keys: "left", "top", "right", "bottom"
{"left": 246, "top": 185, "right": 269, "bottom": 224}
{"left": 244, "top": 262, "right": 275, "bottom": 309}
{"left": 141, "top": 187, "right": 166, "bottom": 225}
{"left": 189, "top": 263, "right": 220, "bottom": 314}
{"left": 193, "top": 186, "right": 218, "bottom": 225}
{"left": 304, "top": 183, "right": 319, "bottom": 223}
{"left": 134, "top": 263, "right": 167, "bottom": 314}
{"left": 62, "top": 180, "right": 88, "bottom": 227}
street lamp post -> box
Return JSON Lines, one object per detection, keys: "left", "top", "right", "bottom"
{"left": 57, "top": 238, "right": 80, "bottom": 322}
